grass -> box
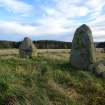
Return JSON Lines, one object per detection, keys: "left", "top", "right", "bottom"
{"left": 0, "top": 49, "right": 104, "bottom": 105}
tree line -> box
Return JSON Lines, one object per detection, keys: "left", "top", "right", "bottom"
{"left": 0, "top": 40, "right": 104, "bottom": 49}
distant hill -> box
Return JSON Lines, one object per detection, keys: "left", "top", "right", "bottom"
{"left": 34, "top": 40, "right": 71, "bottom": 49}
{"left": 0, "top": 41, "right": 19, "bottom": 49}
{"left": 0, "top": 40, "right": 71, "bottom": 49}
{"left": 95, "top": 42, "right": 105, "bottom": 48}
{"left": 0, "top": 40, "right": 104, "bottom": 49}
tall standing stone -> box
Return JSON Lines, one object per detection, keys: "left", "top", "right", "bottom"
{"left": 70, "top": 24, "right": 96, "bottom": 69}
{"left": 19, "top": 37, "right": 37, "bottom": 58}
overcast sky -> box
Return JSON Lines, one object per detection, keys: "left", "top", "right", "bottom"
{"left": 0, "top": 0, "right": 105, "bottom": 42}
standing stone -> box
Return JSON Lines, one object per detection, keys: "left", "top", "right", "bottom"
{"left": 19, "top": 37, "right": 37, "bottom": 58}
{"left": 70, "top": 24, "right": 96, "bottom": 69}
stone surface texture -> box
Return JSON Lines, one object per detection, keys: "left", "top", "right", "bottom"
{"left": 70, "top": 24, "right": 96, "bottom": 69}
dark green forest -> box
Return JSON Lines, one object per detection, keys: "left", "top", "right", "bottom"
{"left": 0, "top": 40, "right": 104, "bottom": 49}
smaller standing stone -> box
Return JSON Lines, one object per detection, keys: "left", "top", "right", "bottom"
{"left": 19, "top": 37, "right": 37, "bottom": 58}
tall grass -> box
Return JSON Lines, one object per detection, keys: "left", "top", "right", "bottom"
{"left": 0, "top": 50, "right": 104, "bottom": 105}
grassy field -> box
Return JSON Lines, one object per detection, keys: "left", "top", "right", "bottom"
{"left": 0, "top": 49, "right": 105, "bottom": 105}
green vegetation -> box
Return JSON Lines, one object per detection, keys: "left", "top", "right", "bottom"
{"left": 0, "top": 40, "right": 71, "bottom": 49}
{"left": 0, "top": 50, "right": 105, "bottom": 105}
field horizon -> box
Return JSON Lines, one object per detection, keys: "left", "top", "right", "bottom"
{"left": 0, "top": 40, "right": 104, "bottom": 49}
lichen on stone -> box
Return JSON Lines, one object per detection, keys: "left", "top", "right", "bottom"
{"left": 70, "top": 24, "right": 96, "bottom": 69}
